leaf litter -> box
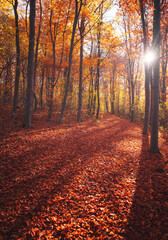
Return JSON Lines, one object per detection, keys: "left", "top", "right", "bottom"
{"left": 0, "top": 111, "right": 168, "bottom": 239}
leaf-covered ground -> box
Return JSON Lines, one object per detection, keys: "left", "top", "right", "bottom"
{"left": 0, "top": 109, "right": 168, "bottom": 239}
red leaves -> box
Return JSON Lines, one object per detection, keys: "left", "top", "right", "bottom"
{"left": 0, "top": 113, "right": 167, "bottom": 239}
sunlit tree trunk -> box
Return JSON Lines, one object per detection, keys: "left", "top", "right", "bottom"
{"left": 140, "top": 0, "right": 151, "bottom": 135}
{"left": 48, "top": 8, "right": 58, "bottom": 121}
{"left": 40, "top": 65, "right": 45, "bottom": 108}
{"left": 96, "top": 30, "right": 101, "bottom": 120}
{"left": 77, "top": 13, "right": 85, "bottom": 122}
{"left": 12, "top": 0, "right": 20, "bottom": 119}
{"left": 130, "top": 80, "right": 135, "bottom": 122}
{"left": 88, "top": 67, "right": 94, "bottom": 115}
{"left": 58, "top": 0, "right": 82, "bottom": 124}
{"left": 149, "top": 0, "right": 160, "bottom": 153}
{"left": 88, "top": 36, "right": 94, "bottom": 116}
{"left": 110, "top": 62, "right": 116, "bottom": 114}
{"left": 33, "top": 0, "right": 42, "bottom": 111}
{"left": 161, "top": 28, "right": 167, "bottom": 103}
{"left": 23, "top": 0, "right": 36, "bottom": 128}
{"left": 123, "top": 15, "right": 136, "bottom": 122}
{"left": 96, "top": 5, "right": 103, "bottom": 120}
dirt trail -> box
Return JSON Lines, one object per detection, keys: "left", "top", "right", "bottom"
{"left": 0, "top": 115, "right": 167, "bottom": 239}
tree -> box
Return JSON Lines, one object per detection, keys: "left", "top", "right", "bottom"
{"left": 110, "top": 61, "right": 116, "bottom": 114}
{"left": 33, "top": 0, "right": 42, "bottom": 111}
{"left": 11, "top": 0, "right": 20, "bottom": 119}
{"left": 77, "top": 6, "right": 85, "bottom": 122}
{"left": 140, "top": 0, "right": 151, "bottom": 135}
{"left": 23, "top": 0, "right": 36, "bottom": 128}
{"left": 58, "top": 0, "right": 83, "bottom": 124}
{"left": 122, "top": 11, "right": 141, "bottom": 122}
{"left": 96, "top": 4, "right": 102, "bottom": 120}
{"left": 149, "top": 0, "right": 161, "bottom": 152}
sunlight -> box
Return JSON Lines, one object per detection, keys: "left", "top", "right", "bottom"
{"left": 144, "top": 49, "right": 156, "bottom": 64}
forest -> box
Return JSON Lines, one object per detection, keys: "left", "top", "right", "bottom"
{"left": 0, "top": 0, "right": 168, "bottom": 239}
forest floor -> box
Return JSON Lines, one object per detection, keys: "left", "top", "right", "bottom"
{"left": 0, "top": 107, "right": 168, "bottom": 240}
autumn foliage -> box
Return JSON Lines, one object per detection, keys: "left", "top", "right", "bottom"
{"left": 0, "top": 0, "right": 168, "bottom": 238}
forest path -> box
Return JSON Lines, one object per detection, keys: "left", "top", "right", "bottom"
{"left": 0, "top": 114, "right": 168, "bottom": 239}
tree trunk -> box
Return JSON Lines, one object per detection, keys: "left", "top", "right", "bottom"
{"left": 48, "top": 84, "right": 54, "bottom": 121}
{"left": 33, "top": 0, "right": 42, "bottom": 111}
{"left": 21, "top": 60, "right": 26, "bottom": 106}
{"left": 149, "top": 0, "right": 160, "bottom": 153}
{"left": 23, "top": 0, "right": 36, "bottom": 128}
{"left": 105, "top": 95, "right": 109, "bottom": 113}
{"left": 96, "top": 43, "right": 100, "bottom": 120}
{"left": 34, "top": 0, "right": 42, "bottom": 87}
{"left": 130, "top": 81, "right": 134, "bottom": 122}
{"left": 96, "top": 6, "right": 102, "bottom": 120}
{"left": 77, "top": 15, "right": 85, "bottom": 122}
{"left": 110, "top": 63, "right": 116, "bottom": 114}
{"left": 12, "top": 0, "right": 20, "bottom": 119}
{"left": 88, "top": 68, "right": 93, "bottom": 115}
{"left": 58, "top": 0, "right": 82, "bottom": 124}
{"left": 40, "top": 65, "right": 45, "bottom": 108}
{"left": 140, "top": 0, "right": 151, "bottom": 135}
{"left": 88, "top": 38, "right": 94, "bottom": 116}
{"left": 3, "top": 58, "right": 12, "bottom": 105}
{"left": 47, "top": 40, "right": 56, "bottom": 120}
{"left": 161, "top": 28, "right": 167, "bottom": 103}
{"left": 143, "top": 64, "right": 151, "bottom": 134}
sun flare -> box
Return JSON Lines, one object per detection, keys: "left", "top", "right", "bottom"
{"left": 144, "top": 50, "right": 156, "bottom": 64}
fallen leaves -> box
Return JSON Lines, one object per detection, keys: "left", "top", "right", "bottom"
{"left": 0, "top": 111, "right": 168, "bottom": 239}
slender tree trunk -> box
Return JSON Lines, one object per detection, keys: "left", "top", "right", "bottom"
{"left": 96, "top": 40, "right": 100, "bottom": 120}
{"left": 3, "top": 58, "right": 12, "bottom": 105}
{"left": 140, "top": 0, "right": 151, "bottom": 134}
{"left": 48, "top": 84, "right": 54, "bottom": 121}
{"left": 105, "top": 96, "right": 109, "bottom": 113}
{"left": 143, "top": 64, "right": 151, "bottom": 134}
{"left": 93, "top": 83, "right": 96, "bottom": 116}
{"left": 128, "top": 77, "right": 132, "bottom": 119}
{"left": 117, "top": 89, "right": 120, "bottom": 115}
{"left": 40, "top": 65, "right": 45, "bottom": 108}
{"left": 96, "top": 8, "right": 102, "bottom": 120}
{"left": 12, "top": 0, "right": 20, "bottom": 119}
{"left": 77, "top": 15, "right": 85, "bottom": 122}
{"left": 21, "top": 60, "right": 26, "bottom": 106}
{"left": 34, "top": 0, "right": 42, "bottom": 87}
{"left": 48, "top": 7, "right": 59, "bottom": 120}
{"left": 130, "top": 81, "right": 134, "bottom": 122}
{"left": 110, "top": 63, "right": 115, "bottom": 114}
{"left": 46, "top": 71, "right": 50, "bottom": 108}
{"left": 88, "top": 69, "right": 93, "bottom": 115}
{"left": 58, "top": 0, "right": 82, "bottom": 124}
{"left": 149, "top": 0, "right": 160, "bottom": 152}
{"left": 47, "top": 41, "right": 56, "bottom": 121}
{"left": 161, "top": 28, "right": 167, "bottom": 103}
{"left": 33, "top": 0, "right": 42, "bottom": 111}
{"left": 88, "top": 38, "right": 94, "bottom": 116}
{"left": 23, "top": 0, "right": 36, "bottom": 128}
{"left": 150, "top": 72, "right": 154, "bottom": 126}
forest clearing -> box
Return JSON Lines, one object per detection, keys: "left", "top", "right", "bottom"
{"left": 0, "top": 107, "right": 168, "bottom": 240}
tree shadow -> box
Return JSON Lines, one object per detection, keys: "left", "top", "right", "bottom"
{"left": 0, "top": 118, "right": 133, "bottom": 239}
{"left": 125, "top": 135, "right": 168, "bottom": 240}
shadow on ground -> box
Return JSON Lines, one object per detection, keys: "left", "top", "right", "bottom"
{"left": 125, "top": 135, "right": 168, "bottom": 240}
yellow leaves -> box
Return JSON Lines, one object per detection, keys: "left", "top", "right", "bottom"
{"left": 109, "top": 230, "right": 115, "bottom": 236}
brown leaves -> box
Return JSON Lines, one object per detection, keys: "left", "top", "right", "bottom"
{"left": 0, "top": 112, "right": 168, "bottom": 239}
